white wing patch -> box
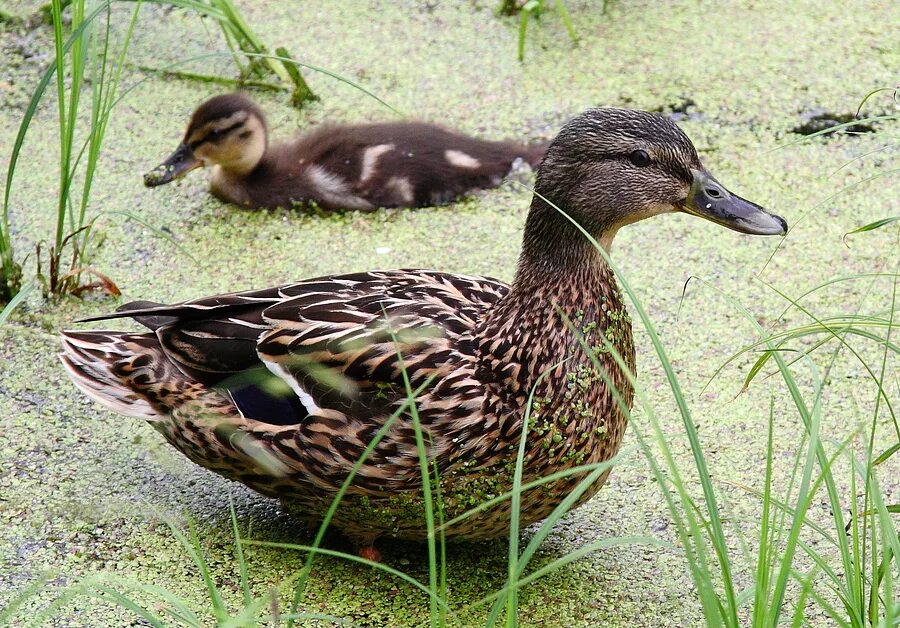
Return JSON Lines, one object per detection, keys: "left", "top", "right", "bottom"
{"left": 386, "top": 176, "right": 414, "bottom": 204}
{"left": 263, "top": 359, "right": 322, "bottom": 414}
{"left": 359, "top": 143, "right": 395, "bottom": 182}
{"left": 306, "top": 165, "right": 374, "bottom": 210}
{"left": 445, "top": 149, "right": 481, "bottom": 169}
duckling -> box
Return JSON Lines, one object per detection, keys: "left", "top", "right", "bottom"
{"left": 64, "top": 108, "right": 786, "bottom": 559}
{"left": 143, "top": 93, "right": 547, "bottom": 211}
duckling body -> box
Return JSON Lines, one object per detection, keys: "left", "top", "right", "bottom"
{"left": 145, "top": 93, "right": 546, "bottom": 211}
{"left": 66, "top": 109, "right": 787, "bottom": 554}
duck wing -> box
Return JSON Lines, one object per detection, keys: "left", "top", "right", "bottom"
{"left": 255, "top": 270, "right": 507, "bottom": 421}
{"left": 80, "top": 284, "right": 305, "bottom": 385}
{"left": 80, "top": 270, "right": 508, "bottom": 426}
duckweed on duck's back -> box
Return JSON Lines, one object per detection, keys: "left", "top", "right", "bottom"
{"left": 60, "top": 108, "right": 786, "bottom": 559}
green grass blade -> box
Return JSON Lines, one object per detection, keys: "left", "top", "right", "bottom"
{"left": 769, "top": 114, "right": 897, "bottom": 150}
{"left": 874, "top": 442, "right": 899, "bottom": 465}
{"left": 386, "top": 324, "right": 440, "bottom": 625}
{"left": 517, "top": 3, "right": 531, "bottom": 62}
{"left": 845, "top": 216, "right": 900, "bottom": 236}
{"left": 229, "top": 498, "right": 252, "bottom": 607}
{"left": 854, "top": 86, "right": 898, "bottom": 116}
{"left": 0, "top": 573, "right": 52, "bottom": 625}
{"left": 97, "top": 210, "right": 202, "bottom": 267}
{"left": 440, "top": 450, "right": 634, "bottom": 531}
{"left": 163, "top": 517, "right": 229, "bottom": 622}
{"left": 552, "top": 0, "right": 578, "bottom": 42}
{"left": 287, "top": 376, "right": 439, "bottom": 624}
{"left": 244, "top": 540, "right": 453, "bottom": 613}
{"left": 504, "top": 359, "right": 567, "bottom": 627}
{"left": 0, "top": 279, "right": 35, "bottom": 324}
{"left": 751, "top": 399, "right": 776, "bottom": 627}
{"left": 468, "top": 536, "right": 667, "bottom": 613}
{"left": 87, "top": 585, "right": 168, "bottom": 627}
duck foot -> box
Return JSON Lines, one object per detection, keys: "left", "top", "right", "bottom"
{"left": 357, "top": 545, "right": 382, "bottom": 562}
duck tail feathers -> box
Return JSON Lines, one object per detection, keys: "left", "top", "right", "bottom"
{"left": 58, "top": 330, "right": 176, "bottom": 421}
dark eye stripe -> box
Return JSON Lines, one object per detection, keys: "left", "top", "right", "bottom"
{"left": 191, "top": 121, "right": 245, "bottom": 148}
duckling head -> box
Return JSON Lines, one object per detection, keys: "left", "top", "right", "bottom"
{"left": 144, "top": 93, "right": 268, "bottom": 187}
{"left": 525, "top": 108, "right": 787, "bottom": 254}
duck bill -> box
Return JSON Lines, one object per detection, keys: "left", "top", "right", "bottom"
{"left": 682, "top": 168, "right": 787, "bottom": 236}
{"left": 143, "top": 143, "right": 201, "bottom": 187}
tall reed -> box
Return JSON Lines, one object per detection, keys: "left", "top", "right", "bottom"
{"left": 1, "top": 0, "right": 140, "bottom": 304}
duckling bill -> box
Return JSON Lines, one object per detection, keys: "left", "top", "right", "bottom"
{"left": 65, "top": 108, "right": 785, "bottom": 559}
{"left": 144, "top": 93, "right": 547, "bottom": 211}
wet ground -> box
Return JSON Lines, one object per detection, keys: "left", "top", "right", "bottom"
{"left": 0, "top": 0, "right": 898, "bottom": 625}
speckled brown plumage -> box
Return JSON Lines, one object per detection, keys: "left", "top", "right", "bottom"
{"left": 144, "top": 93, "right": 547, "bottom": 211}
{"left": 63, "top": 108, "right": 786, "bottom": 551}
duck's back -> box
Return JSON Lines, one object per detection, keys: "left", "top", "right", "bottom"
{"left": 227, "top": 122, "right": 545, "bottom": 210}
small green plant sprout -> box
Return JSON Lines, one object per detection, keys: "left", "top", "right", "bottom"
{"left": 498, "top": 0, "right": 579, "bottom": 62}
{"left": 201, "top": 0, "right": 318, "bottom": 107}
{"left": 134, "top": 0, "right": 318, "bottom": 107}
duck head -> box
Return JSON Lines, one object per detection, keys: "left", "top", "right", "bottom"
{"left": 526, "top": 108, "right": 787, "bottom": 254}
{"left": 144, "top": 93, "right": 268, "bottom": 187}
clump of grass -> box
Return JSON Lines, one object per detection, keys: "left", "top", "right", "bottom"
{"left": 138, "top": 0, "right": 318, "bottom": 106}
{"left": 672, "top": 276, "right": 897, "bottom": 626}
{"left": 2, "top": 506, "right": 355, "bottom": 626}
{"left": 655, "top": 89, "right": 899, "bottom": 626}
{"left": 1, "top": 0, "right": 141, "bottom": 305}
{"left": 497, "top": 0, "right": 579, "bottom": 62}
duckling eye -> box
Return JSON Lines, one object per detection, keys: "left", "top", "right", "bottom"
{"left": 628, "top": 150, "right": 651, "bottom": 168}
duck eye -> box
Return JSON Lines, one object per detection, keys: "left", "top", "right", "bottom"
{"left": 629, "top": 150, "right": 651, "bottom": 167}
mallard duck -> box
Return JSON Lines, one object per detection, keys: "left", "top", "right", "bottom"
{"left": 63, "top": 108, "right": 786, "bottom": 559}
{"left": 143, "top": 93, "right": 547, "bottom": 211}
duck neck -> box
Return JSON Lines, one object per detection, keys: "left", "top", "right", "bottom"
{"left": 476, "top": 195, "right": 635, "bottom": 469}
{"left": 479, "top": 195, "right": 630, "bottom": 387}
{"left": 516, "top": 196, "right": 610, "bottom": 281}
